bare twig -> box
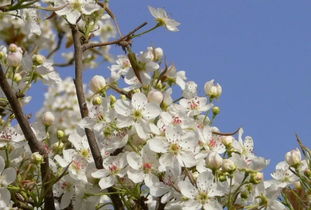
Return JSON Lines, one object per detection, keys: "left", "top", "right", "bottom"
{"left": 0, "top": 64, "right": 55, "bottom": 210}
{"left": 212, "top": 128, "right": 241, "bottom": 136}
{"left": 82, "top": 22, "right": 147, "bottom": 51}
{"left": 53, "top": 58, "right": 74, "bottom": 67}
{"left": 47, "top": 31, "right": 64, "bottom": 59}
{"left": 71, "top": 25, "right": 124, "bottom": 210}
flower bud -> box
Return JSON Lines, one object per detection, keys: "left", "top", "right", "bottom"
{"left": 240, "top": 191, "right": 249, "bottom": 199}
{"left": 92, "top": 96, "right": 102, "bottom": 105}
{"left": 250, "top": 171, "right": 263, "bottom": 184}
{"left": 13, "top": 73, "right": 22, "bottom": 83}
{"left": 285, "top": 148, "right": 301, "bottom": 167}
{"left": 206, "top": 152, "right": 223, "bottom": 170}
{"left": 42, "top": 111, "right": 55, "bottom": 126}
{"left": 57, "top": 130, "right": 65, "bottom": 140}
{"left": 89, "top": 75, "right": 106, "bottom": 93}
{"left": 31, "top": 152, "right": 44, "bottom": 164}
{"left": 7, "top": 44, "right": 23, "bottom": 67}
{"left": 147, "top": 90, "right": 163, "bottom": 104}
{"left": 52, "top": 142, "right": 64, "bottom": 153}
{"left": 304, "top": 169, "right": 311, "bottom": 178}
{"left": 32, "top": 54, "right": 45, "bottom": 66}
{"left": 153, "top": 47, "right": 163, "bottom": 61}
{"left": 204, "top": 80, "right": 222, "bottom": 99}
{"left": 110, "top": 95, "right": 117, "bottom": 104}
{"left": 222, "top": 136, "right": 234, "bottom": 147}
{"left": 218, "top": 174, "right": 227, "bottom": 182}
{"left": 212, "top": 106, "right": 220, "bottom": 115}
{"left": 222, "top": 159, "right": 236, "bottom": 172}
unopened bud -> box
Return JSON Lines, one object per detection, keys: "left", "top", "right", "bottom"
{"left": 92, "top": 96, "right": 102, "bottom": 105}
{"left": 206, "top": 152, "right": 223, "bottom": 170}
{"left": 7, "top": 44, "right": 23, "bottom": 67}
{"left": 42, "top": 111, "right": 55, "bottom": 126}
{"left": 120, "top": 95, "right": 127, "bottom": 100}
{"left": 13, "top": 73, "right": 22, "bottom": 83}
{"left": 222, "top": 159, "right": 236, "bottom": 172}
{"left": 212, "top": 106, "right": 220, "bottom": 115}
{"left": 250, "top": 172, "right": 263, "bottom": 184}
{"left": 218, "top": 174, "right": 227, "bottom": 182}
{"left": 240, "top": 191, "right": 249, "bottom": 199}
{"left": 153, "top": 47, "right": 163, "bottom": 61}
{"left": 222, "top": 136, "right": 234, "bottom": 147}
{"left": 89, "top": 75, "right": 106, "bottom": 93}
{"left": 32, "top": 54, "right": 45, "bottom": 66}
{"left": 109, "top": 95, "right": 117, "bottom": 104}
{"left": 57, "top": 130, "right": 65, "bottom": 140}
{"left": 31, "top": 152, "right": 44, "bottom": 164}
{"left": 204, "top": 80, "right": 222, "bottom": 99}
{"left": 147, "top": 90, "right": 163, "bottom": 104}
{"left": 304, "top": 169, "right": 311, "bottom": 178}
{"left": 52, "top": 142, "right": 64, "bottom": 153}
{"left": 285, "top": 148, "right": 301, "bottom": 167}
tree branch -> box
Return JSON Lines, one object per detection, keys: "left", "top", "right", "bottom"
{"left": 0, "top": 64, "right": 55, "bottom": 210}
{"left": 82, "top": 22, "right": 147, "bottom": 51}
{"left": 71, "top": 25, "right": 124, "bottom": 210}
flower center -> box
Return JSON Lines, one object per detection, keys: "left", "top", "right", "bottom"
{"left": 196, "top": 192, "right": 209, "bottom": 204}
{"left": 132, "top": 110, "right": 142, "bottom": 120}
{"left": 169, "top": 143, "right": 180, "bottom": 155}
{"left": 143, "top": 163, "right": 152, "bottom": 173}
{"left": 71, "top": 0, "right": 82, "bottom": 11}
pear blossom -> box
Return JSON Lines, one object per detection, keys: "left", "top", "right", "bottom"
{"left": 285, "top": 148, "right": 301, "bottom": 167}
{"left": 114, "top": 92, "right": 161, "bottom": 139}
{"left": 126, "top": 145, "right": 159, "bottom": 183}
{"left": 148, "top": 6, "right": 181, "bottom": 32}
{"left": 55, "top": 0, "right": 101, "bottom": 24}
{"left": 91, "top": 154, "right": 127, "bottom": 189}
{"left": 149, "top": 125, "right": 197, "bottom": 170}
{"left": 178, "top": 171, "right": 225, "bottom": 210}
{"left": 204, "top": 79, "right": 222, "bottom": 99}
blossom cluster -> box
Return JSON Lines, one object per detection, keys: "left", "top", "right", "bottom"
{"left": 0, "top": 1, "right": 309, "bottom": 209}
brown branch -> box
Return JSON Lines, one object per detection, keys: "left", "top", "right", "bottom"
{"left": 47, "top": 31, "right": 64, "bottom": 59}
{"left": 212, "top": 128, "right": 241, "bottom": 136}
{"left": 0, "top": 65, "right": 55, "bottom": 210}
{"left": 53, "top": 58, "right": 74, "bottom": 67}
{"left": 71, "top": 25, "right": 124, "bottom": 210}
{"left": 82, "top": 22, "right": 147, "bottom": 51}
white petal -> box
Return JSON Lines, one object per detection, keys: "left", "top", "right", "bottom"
{"left": 127, "top": 168, "right": 144, "bottom": 183}
{"left": 0, "top": 156, "right": 4, "bottom": 172}
{"left": 60, "top": 191, "right": 74, "bottom": 209}
{"left": 2, "top": 168, "right": 16, "bottom": 185}
{"left": 127, "top": 152, "right": 142, "bottom": 170}
{"left": 115, "top": 100, "right": 131, "bottom": 116}
{"left": 134, "top": 122, "right": 147, "bottom": 139}
{"left": 132, "top": 93, "right": 147, "bottom": 110}
{"left": 142, "top": 103, "right": 161, "bottom": 120}
{"left": 91, "top": 169, "right": 109, "bottom": 178}
{"left": 148, "top": 137, "right": 168, "bottom": 153}
{"left": 178, "top": 180, "right": 197, "bottom": 199}
{"left": 99, "top": 176, "right": 115, "bottom": 189}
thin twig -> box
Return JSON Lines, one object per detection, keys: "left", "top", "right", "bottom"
{"left": 212, "top": 128, "right": 241, "bottom": 136}
{"left": 53, "top": 58, "right": 74, "bottom": 67}
{"left": 0, "top": 64, "right": 55, "bottom": 210}
{"left": 71, "top": 25, "right": 124, "bottom": 210}
{"left": 83, "top": 22, "right": 147, "bottom": 51}
{"left": 47, "top": 31, "right": 64, "bottom": 59}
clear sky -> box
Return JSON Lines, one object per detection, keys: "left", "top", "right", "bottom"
{"left": 27, "top": 0, "right": 311, "bottom": 176}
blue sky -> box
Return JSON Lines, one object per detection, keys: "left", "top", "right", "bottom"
{"left": 27, "top": 0, "right": 311, "bottom": 175}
